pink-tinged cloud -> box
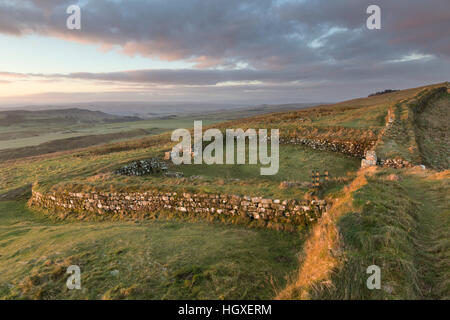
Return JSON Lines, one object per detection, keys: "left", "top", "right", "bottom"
{"left": 0, "top": 72, "right": 29, "bottom": 78}
{"left": 0, "top": 0, "right": 449, "bottom": 105}
{"left": 1, "top": 0, "right": 449, "bottom": 70}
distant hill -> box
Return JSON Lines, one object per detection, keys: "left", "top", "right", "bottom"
{"left": 0, "top": 101, "right": 321, "bottom": 118}
{"left": 0, "top": 108, "right": 140, "bottom": 126}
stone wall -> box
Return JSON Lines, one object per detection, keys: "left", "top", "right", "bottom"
{"left": 380, "top": 157, "right": 414, "bottom": 169}
{"left": 280, "top": 136, "right": 374, "bottom": 158}
{"left": 29, "top": 189, "right": 328, "bottom": 229}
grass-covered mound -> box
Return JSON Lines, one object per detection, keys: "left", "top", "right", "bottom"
{"left": 413, "top": 92, "right": 450, "bottom": 170}
{"left": 375, "top": 86, "right": 449, "bottom": 167}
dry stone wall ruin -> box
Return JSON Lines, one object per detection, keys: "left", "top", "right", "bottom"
{"left": 29, "top": 189, "right": 328, "bottom": 229}
{"left": 280, "top": 136, "right": 374, "bottom": 158}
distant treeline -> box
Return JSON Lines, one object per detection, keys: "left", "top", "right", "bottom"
{"left": 368, "top": 89, "right": 399, "bottom": 97}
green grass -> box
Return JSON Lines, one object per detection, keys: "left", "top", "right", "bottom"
{"left": 178, "top": 144, "right": 356, "bottom": 181}
{"left": 0, "top": 139, "right": 359, "bottom": 200}
{"left": 310, "top": 169, "right": 450, "bottom": 299}
{"left": 1, "top": 82, "right": 447, "bottom": 300}
{"left": 375, "top": 102, "right": 421, "bottom": 162}
{"left": 0, "top": 200, "right": 305, "bottom": 299}
{"left": 170, "top": 144, "right": 359, "bottom": 198}
{"left": 44, "top": 144, "right": 359, "bottom": 199}
{"left": 0, "top": 139, "right": 162, "bottom": 195}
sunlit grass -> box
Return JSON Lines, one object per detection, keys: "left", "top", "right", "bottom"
{"left": 0, "top": 200, "right": 304, "bottom": 299}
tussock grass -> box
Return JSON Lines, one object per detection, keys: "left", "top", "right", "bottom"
{"left": 304, "top": 169, "right": 449, "bottom": 299}
{"left": 0, "top": 201, "right": 304, "bottom": 299}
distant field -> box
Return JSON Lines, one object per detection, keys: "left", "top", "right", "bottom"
{"left": 2, "top": 84, "right": 445, "bottom": 159}
{"left": 3, "top": 83, "right": 447, "bottom": 199}
{"left": 0, "top": 129, "right": 153, "bottom": 162}
{"left": 0, "top": 116, "right": 219, "bottom": 151}
{"left": 0, "top": 103, "right": 317, "bottom": 152}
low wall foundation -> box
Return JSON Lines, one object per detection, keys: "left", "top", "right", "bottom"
{"left": 29, "top": 189, "right": 329, "bottom": 230}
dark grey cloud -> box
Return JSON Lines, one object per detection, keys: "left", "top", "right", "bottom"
{"left": 1, "top": 0, "right": 449, "bottom": 66}
{"left": 0, "top": 0, "right": 449, "bottom": 103}
{"left": 32, "top": 58, "right": 450, "bottom": 87}
{"left": 56, "top": 57, "right": 449, "bottom": 104}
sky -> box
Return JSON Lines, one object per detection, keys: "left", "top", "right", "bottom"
{"left": 0, "top": 0, "right": 449, "bottom": 106}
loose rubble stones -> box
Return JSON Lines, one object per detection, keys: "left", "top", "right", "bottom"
{"left": 380, "top": 157, "right": 414, "bottom": 168}
{"left": 164, "top": 171, "right": 184, "bottom": 178}
{"left": 115, "top": 158, "right": 168, "bottom": 176}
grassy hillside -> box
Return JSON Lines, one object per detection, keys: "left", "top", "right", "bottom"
{"left": 217, "top": 83, "right": 448, "bottom": 143}
{"left": 276, "top": 83, "right": 449, "bottom": 300}
{"left": 46, "top": 144, "right": 358, "bottom": 200}
{"left": 0, "top": 82, "right": 448, "bottom": 300}
{"left": 414, "top": 93, "right": 450, "bottom": 169}
{"left": 375, "top": 86, "right": 449, "bottom": 164}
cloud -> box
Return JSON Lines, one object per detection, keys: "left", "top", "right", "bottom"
{"left": 0, "top": 0, "right": 448, "bottom": 104}
{"left": 3, "top": 54, "right": 447, "bottom": 88}
{"left": 1, "top": 0, "right": 448, "bottom": 68}
{"left": 0, "top": 71, "right": 29, "bottom": 78}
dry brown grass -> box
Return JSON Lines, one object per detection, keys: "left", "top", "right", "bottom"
{"left": 276, "top": 166, "right": 377, "bottom": 299}
{"left": 427, "top": 170, "right": 450, "bottom": 180}
{"left": 403, "top": 168, "right": 450, "bottom": 181}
